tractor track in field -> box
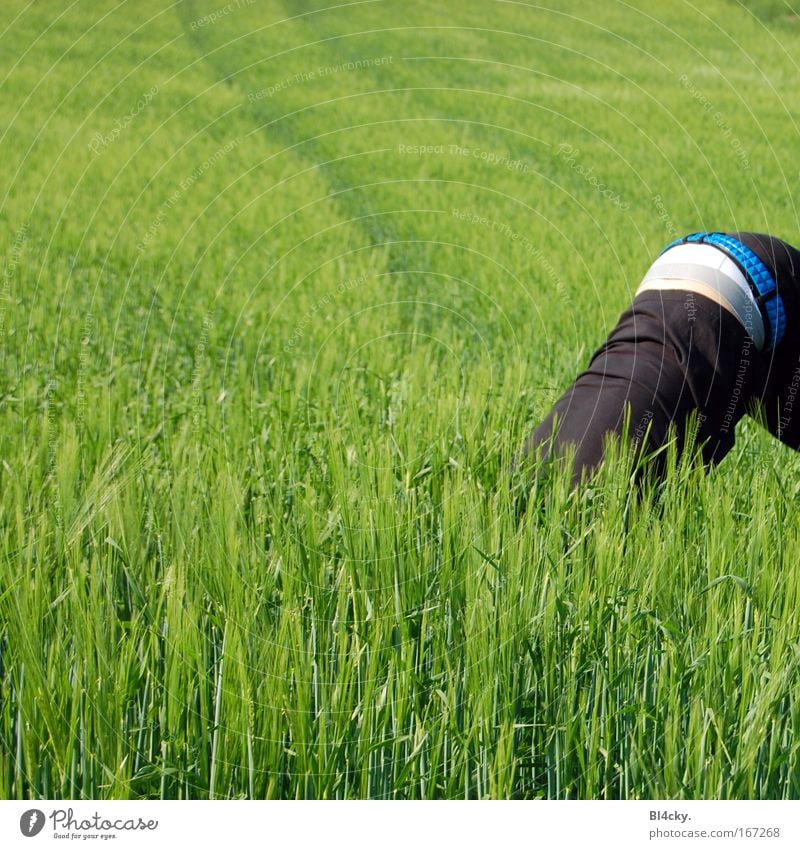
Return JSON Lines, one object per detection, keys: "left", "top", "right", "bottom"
{"left": 176, "top": 0, "right": 402, "bottom": 263}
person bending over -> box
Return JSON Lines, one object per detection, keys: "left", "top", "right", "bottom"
{"left": 521, "top": 231, "right": 800, "bottom": 486}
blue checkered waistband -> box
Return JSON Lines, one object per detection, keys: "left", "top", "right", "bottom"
{"left": 660, "top": 232, "right": 785, "bottom": 349}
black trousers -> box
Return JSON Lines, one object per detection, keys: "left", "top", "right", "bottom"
{"left": 522, "top": 289, "right": 770, "bottom": 486}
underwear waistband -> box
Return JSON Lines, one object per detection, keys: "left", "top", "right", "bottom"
{"left": 636, "top": 259, "right": 765, "bottom": 349}
{"left": 657, "top": 232, "right": 784, "bottom": 349}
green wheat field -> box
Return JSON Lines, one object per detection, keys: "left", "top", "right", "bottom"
{"left": 3, "top": 0, "right": 800, "bottom": 800}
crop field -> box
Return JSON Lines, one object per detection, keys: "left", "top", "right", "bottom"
{"left": 2, "top": 0, "right": 800, "bottom": 800}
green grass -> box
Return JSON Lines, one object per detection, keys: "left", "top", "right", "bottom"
{"left": 2, "top": 0, "right": 800, "bottom": 799}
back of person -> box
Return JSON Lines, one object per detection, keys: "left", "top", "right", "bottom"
{"left": 520, "top": 232, "right": 800, "bottom": 486}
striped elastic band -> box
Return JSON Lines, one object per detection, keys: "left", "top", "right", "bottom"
{"left": 637, "top": 241, "right": 765, "bottom": 347}
{"left": 659, "top": 232, "right": 784, "bottom": 349}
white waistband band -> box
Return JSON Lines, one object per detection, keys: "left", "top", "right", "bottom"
{"left": 635, "top": 242, "right": 764, "bottom": 348}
